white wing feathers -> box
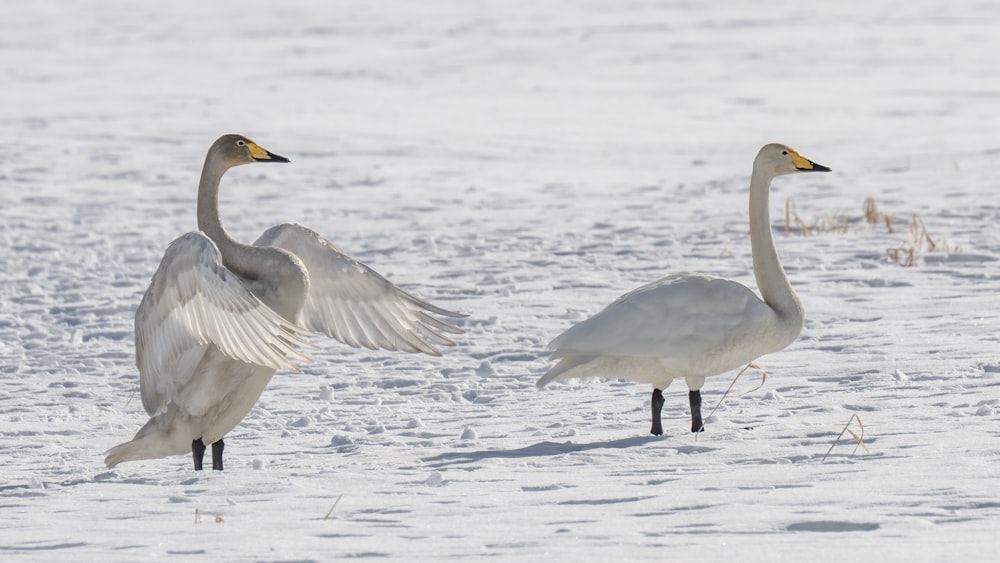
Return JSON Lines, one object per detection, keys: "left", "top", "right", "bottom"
{"left": 547, "top": 273, "right": 772, "bottom": 361}
{"left": 255, "top": 223, "right": 465, "bottom": 357}
{"left": 135, "top": 233, "right": 313, "bottom": 416}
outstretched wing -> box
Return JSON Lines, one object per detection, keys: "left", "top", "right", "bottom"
{"left": 255, "top": 223, "right": 465, "bottom": 356}
{"left": 135, "top": 232, "right": 313, "bottom": 416}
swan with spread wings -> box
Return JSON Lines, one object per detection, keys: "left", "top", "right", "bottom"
{"left": 105, "top": 134, "right": 464, "bottom": 471}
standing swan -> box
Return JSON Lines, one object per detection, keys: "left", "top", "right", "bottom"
{"left": 537, "top": 144, "right": 830, "bottom": 435}
{"left": 105, "top": 134, "right": 464, "bottom": 470}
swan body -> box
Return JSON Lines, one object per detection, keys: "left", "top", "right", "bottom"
{"left": 537, "top": 143, "right": 830, "bottom": 434}
{"left": 106, "top": 134, "right": 463, "bottom": 470}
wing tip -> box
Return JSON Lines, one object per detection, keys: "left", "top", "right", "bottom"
{"left": 402, "top": 292, "right": 468, "bottom": 320}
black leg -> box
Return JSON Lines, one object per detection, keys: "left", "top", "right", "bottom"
{"left": 212, "top": 439, "right": 225, "bottom": 471}
{"left": 192, "top": 438, "right": 206, "bottom": 471}
{"left": 689, "top": 390, "right": 704, "bottom": 432}
{"left": 650, "top": 388, "right": 665, "bottom": 436}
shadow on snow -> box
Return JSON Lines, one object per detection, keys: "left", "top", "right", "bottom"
{"left": 423, "top": 435, "right": 717, "bottom": 467}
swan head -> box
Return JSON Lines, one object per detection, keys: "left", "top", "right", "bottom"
{"left": 755, "top": 143, "right": 830, "bottom": 178}
{"left": 211, "top": 134, "right": 290, "bottom": 168}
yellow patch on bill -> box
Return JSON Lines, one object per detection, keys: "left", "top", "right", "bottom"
{"left": 789, "top": 150, "right": 813, "bottom": 170}
{"left": 247, "top": 142, "right": 272, "bottom": 160}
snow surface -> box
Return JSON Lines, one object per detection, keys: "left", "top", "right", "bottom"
{"left": 3, "top": 0, "right": 1000, "bottom": 560}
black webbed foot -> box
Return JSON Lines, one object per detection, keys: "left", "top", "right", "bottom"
{"left": 650, "top": 388, "right": 665, "bottom": 436}
{"left": 689, "top": 390, "right": 704, "bottom": 432}
{"left": 192, "top": 438, "right": 206, "bottom": 471}
{"left": 211, "top": 439, "right": 225, "bottom": 471}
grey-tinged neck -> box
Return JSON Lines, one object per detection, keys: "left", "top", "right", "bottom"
{"left": 748, "top": 168, "right": 803, "bottom": 325}
{"left": 197, "top": 151, "right": 237, "bottom": 250}
{"left": 196, "top": 154, "right": 307, "bottom": 320}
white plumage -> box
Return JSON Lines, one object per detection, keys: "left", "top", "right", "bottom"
{"left": 105, "top": 134, "right": 463, "bottom": 470}
{"left": 135, "top": 233, "right": 312, "bottom": 419}
{"left": 537, "top": 144, "right": 831, "bottom": 435}
{"left": 255, "top": 223, "right": 461, "bottom": 355}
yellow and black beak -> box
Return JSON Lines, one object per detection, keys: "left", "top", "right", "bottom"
{"left": 789, "top": 150, "right": 830, "bottom": 172}
{"left": 248, "top": 142, "right": 290, "bottom": 163}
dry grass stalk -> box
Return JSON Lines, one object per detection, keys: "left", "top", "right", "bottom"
{"left": 886, "top": 213, "right": 958, "bottom": 267}
{"left": 863, "top": 197, "right": 879, "bottom": 224}
{"left": 821, "top": 413, "right": 870, "bottom": 462}
{"left": 862, "top": 197, "right": 894, "bottom": 232}
{"left": 194, "top": 507, "right": 224, "bottom": 524}
{"left": 788, "top": 196, "right": 954, "bottom": 266}
{"left": 784, "top": 198, "right": 849, "bottom": 236}
{"left": 887, "top": 245, "right": 916, "bottom": 267}
{"left": 695, "top": 362, "right": 766, "bottom": 439}
{"left": 324, "top": 494, "right": 344, "bottom": 520}
{"left": 785, "top": 198, "right": 791, "bottom": 235}
{"left": 912, "top": 214, "right": 936, "bottom": 251}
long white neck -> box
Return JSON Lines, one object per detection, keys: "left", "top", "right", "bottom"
{"left": 196, "top": 153, "right": 307, "bottom": 320}
{"left": 196, "top": 154, "right": 257, "bottom": 274}
{"left": 747, "top": 168, "right": 804, "bottom": 327}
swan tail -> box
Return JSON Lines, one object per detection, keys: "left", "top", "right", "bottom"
{"left": 104, "top": 417, "right": 190, "bottom": 468}
{"left": 536, "top": 354, "right": 599, "bottom": 389}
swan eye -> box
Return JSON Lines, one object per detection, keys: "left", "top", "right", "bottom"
{"left": 236, "top": 140, "right": 246, "bottom": 147}
{"left": 781, "top": 150, "right": 788, "bottom": 155}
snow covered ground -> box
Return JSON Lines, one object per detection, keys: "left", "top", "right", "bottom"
{"left": 2, "top": 0, "right": 999, "bottom": 560}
